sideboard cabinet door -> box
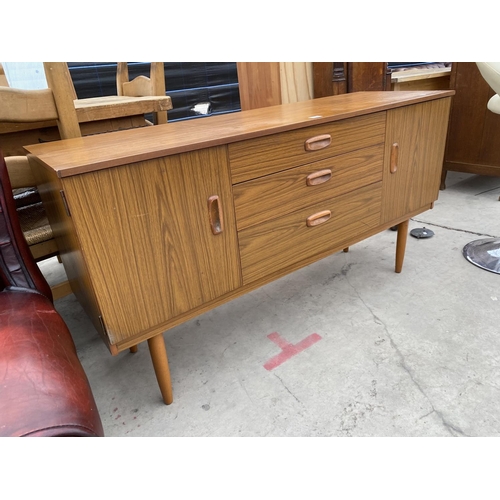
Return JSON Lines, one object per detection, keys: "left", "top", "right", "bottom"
{"left": 380, "top": 98, "right": 451, "bottom": 224}
{"left": 62, "top": 146, "right": 242, "bottom": 344}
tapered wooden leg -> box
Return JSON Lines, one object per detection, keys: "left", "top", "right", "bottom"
{"left": 395, "top": 219, "right": 409, "bottom": 274}
{"left": 129, "top": 345, "right": 138, "bottom": 353}
{"left": 343, "top": 247, "right": 349, "bottom": 253}
{"left": 147, "top": 334, "right": 173, "bottom": 405}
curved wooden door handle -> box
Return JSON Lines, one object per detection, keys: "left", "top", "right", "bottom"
{"left": 390, "top": 143, "right": 399, "bottom": 174}
{"left": 208, "top": 195, "right": 224, "bottom": 235}
{"left": 304, "top": 134, "right": 332, "bottom": 151}
{"left": 306, "top": 210, "right": 331, "bottom": 227}
{"left": 306, "top": 169, "right": 332, "bottom": 186}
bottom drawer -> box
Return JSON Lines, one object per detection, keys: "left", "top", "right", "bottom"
{"left": 239, "top": 182, "right": 382, "bottom": 284}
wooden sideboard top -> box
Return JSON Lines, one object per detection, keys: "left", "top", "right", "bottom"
{"left": 25, "top": 90, "right": 454, "bottom": 178}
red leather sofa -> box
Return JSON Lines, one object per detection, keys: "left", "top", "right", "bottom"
{"left": 0, "top": 151, "right": 104, "bottom": 436}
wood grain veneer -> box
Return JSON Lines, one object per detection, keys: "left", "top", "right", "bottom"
{"left": 233, "top": 143, "right": 384, "bottom": 230}
{"left": 25, "top": 90, "right": 453, "bottom": 404}
{"left": 239, "top": 182, "right": 382, "bottom": 284}
{"left": 380, "top": 99, "right": 451, "bottom": 223}
{"left": 25, "top": 91, "right": 453, "bottom": 177}
{"left": 229, "top": 112, "right": 386, "bottom": 183}
{"left": 60, "top": 147, "right": 241, "bottom": 343}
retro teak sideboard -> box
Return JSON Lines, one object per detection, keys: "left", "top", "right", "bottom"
{"left": 26, "top": 90, "right": 453, "bottom": 405}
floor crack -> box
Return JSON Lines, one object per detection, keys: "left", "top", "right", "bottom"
{"left": 343, "top": 267, "right": 469, "bottom": 437}
{"left": 274, "top": 373, "right": 304, "bottom": 407}
{"left": 238, "top": 378, "right": 254, "bottom": 405}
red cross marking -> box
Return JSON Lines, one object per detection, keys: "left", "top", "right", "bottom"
{"left": 263, "top": 332, "right": 322, "bottom": 371}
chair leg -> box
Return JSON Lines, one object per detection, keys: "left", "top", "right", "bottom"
{"left": 440, "top": 169, "right": 447, "bottom": 190}
{"left": 147, "top": 334, "right": 173, "bottom": 405}
{"left": 129, "top": 345, "right": 138, "bottom": 353}
{"left": 395, "top": 219, "right": 409, "bottom": 273}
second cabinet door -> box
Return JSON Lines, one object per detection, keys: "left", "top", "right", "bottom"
{"left": 63, "top": 146, "right": 242, "bottom": 343}
{"left": 380, "top": 98, "right": 451, "bottom": 225}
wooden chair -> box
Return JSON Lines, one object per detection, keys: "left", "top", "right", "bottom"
{"left": 0, "top": 85, "right": 81, "bottom": 299}
{"left": 116, "top": 62, "right": 168, "bottom": 124}
{"left": 43, "top": 62, "right": 171, "bottom": 135}
{"left": 1, "top": 63, "right": 171, "bottom": 300}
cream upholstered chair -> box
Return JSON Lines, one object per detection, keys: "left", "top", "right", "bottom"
{"left": 477, "top": 62, "right": 500, "bottom": 114}
{"left": 463, "top": 63, "right": 500, "bottom": 273}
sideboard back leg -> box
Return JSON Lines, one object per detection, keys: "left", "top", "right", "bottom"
{"left": 147, "top": 334, "right": 174, "bottom": 405}
{"left": 395, "top": 219, "right": 409, "bottom": 273}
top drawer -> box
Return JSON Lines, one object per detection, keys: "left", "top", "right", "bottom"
{"left": 229, "top": 112, "right": 386, "bottom": 184}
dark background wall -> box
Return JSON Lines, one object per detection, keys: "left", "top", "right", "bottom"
{"left": 68, "top": 62, "right": 241, "bottom": 122}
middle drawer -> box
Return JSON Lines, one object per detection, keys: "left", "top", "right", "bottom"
{"left": 233, "top": 143, "right": 384, "bottom": 230}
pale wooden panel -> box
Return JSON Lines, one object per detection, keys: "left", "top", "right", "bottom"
{"left": 62, "top": 146, "right": 242, "bottom": 343}
{"left": 116, "top": 62, "right": 129, "bottom": 96}
{"left": 380, "top": 98, "right": 452, "bottom": 224}
{"left": 51, "top": 280, "right": 73, "bottom": 301}
{"left": 0, "top": 63, "right": 9, "bottom": 86}
{"left": 391, "top": 67, "right": 451, "bottom": 84}
{"left": 43, "top": 62, "right": 81, "bottom": 139}
{"left": 393, "top": 78, "right": 451, "bottom": 91}
{"left": 29, "top": 239, "right": 58, "bottom": 260}
{"left": 0, "top": 87, "right": 59, "bottom": 123}
{"left": 391, "top": 68, "right": 451, "bottom": 91}
{"left": 229, "top": 113, "right": 386, "bottom": 183}
{"left": 239, "top": 182, "right": 382, "bottom": 284}
{"left": 5, "top": 156, "right": 36, "bottom": 188}
{"left": 74, "top": 95, "right": 172, "bottom": 122}
{"left": 122, "top": 76, "right": 153, "bottom": 97}
{"left": 237, "top": 62, "right": 282, "bottom": 110}
{"left": 279, "top": 62, "right": 314, "bottom": 104}
{"left": 79, "top": 115, "right": 149, "bottom": 135}
{"left": 150, "top": 62, "right": 168, "bottom": 125}
{"left": 233, "top": 143, "right": 384, "bottom": 230}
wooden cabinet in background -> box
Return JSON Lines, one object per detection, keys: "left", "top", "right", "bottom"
{"left": 441, "top": 62, "right": 500, "bottom": 188}
{"left": 313, "top": 62, "right": 451, "bottom": 97}
{"left": 26, "top": 90, "right": 452, "bottom": 405}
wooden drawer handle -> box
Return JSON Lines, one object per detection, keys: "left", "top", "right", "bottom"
{"left": 306, "top": 169, "right": 332, "bottom": 186}
{"left": 208, "top": 195, "right": 224, "bottom": 235}
{"left": 306, "top": 210, "right": 331, "bottom": 227}
{"left": 304, "top": 134, "right": 332, "bottom": 151}
{"left": 390, "top": 143, "right": 399, "bottom": 174}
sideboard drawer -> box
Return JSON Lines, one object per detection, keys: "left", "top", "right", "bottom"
{"left": 238, "top": 182, "right": 383, "bottom": 284}
{"left": 233, "top": 143, "right": 384, "bottom": 230}
{"left": 229, "top": 112, "right": 386, "bottom": 183}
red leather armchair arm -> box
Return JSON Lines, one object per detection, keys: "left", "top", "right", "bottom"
{"left": 0, "top": 151, "right": 104, "bottom": 437}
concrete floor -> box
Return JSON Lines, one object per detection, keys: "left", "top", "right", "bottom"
{"left": 39, "top": 171, "right": 500, "bottom": 437}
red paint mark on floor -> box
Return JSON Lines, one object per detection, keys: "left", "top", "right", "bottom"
{"left": 264, "top": 332, "right": 322, "bottom": 371}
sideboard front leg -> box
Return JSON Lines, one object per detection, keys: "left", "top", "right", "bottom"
{"left": 147, "top": 334, "right": 173, "bottom": 405}
{"left": 395, "top": 219, "right": 409, "bottom": 273}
